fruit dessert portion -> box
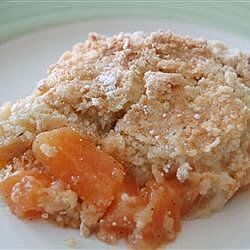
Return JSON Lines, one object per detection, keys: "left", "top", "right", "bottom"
{"left": 0, "top": 31, "right": 249, "bottom": 249}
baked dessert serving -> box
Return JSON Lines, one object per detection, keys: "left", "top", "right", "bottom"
{"left": 0, "top": 31, "right": 249, "bottom": 249}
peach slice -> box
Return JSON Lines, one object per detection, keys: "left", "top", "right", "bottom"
{"left": 32, "top": 127, "right": 125, "bottom": 213}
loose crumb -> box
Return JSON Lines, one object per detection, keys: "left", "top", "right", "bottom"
{"left": 64, "top": 238, "right": 77, "bottom": 248}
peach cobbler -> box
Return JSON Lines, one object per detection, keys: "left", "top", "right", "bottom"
{"left": 0, "top": 31, "right": 249, "bottom": 249}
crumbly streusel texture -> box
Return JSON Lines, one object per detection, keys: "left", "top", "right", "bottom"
{"left": 0, "top": 31, "right": 249, "bottom": 232}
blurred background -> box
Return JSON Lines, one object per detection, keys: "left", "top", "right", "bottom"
{"left": 1, "top": 0, "right": 250, "bottom": 43}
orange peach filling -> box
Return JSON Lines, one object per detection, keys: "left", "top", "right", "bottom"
{"left": 0, "top": 127, "right": 198, "bottom": 248}
{"left": 0, "top": 170, "right": 52, "bottom": 219}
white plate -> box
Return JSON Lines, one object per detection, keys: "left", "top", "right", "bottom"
{"left": 0, "top": 18, "right": 249, "bottom": 249}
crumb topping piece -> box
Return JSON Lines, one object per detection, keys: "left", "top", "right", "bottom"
{"left": 40, "top": 144, "right": 58, "bottom": 157}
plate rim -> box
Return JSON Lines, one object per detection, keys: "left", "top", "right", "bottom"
{"left": 1, "top": 1, "right": 250, "bottom": 43}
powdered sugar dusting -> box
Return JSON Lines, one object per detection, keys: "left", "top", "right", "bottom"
{"left": 176, "top": 162, "right": 192, "bottom": 182}
{"left": 98, "top": 71, "right": 117, "bottom": 96}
